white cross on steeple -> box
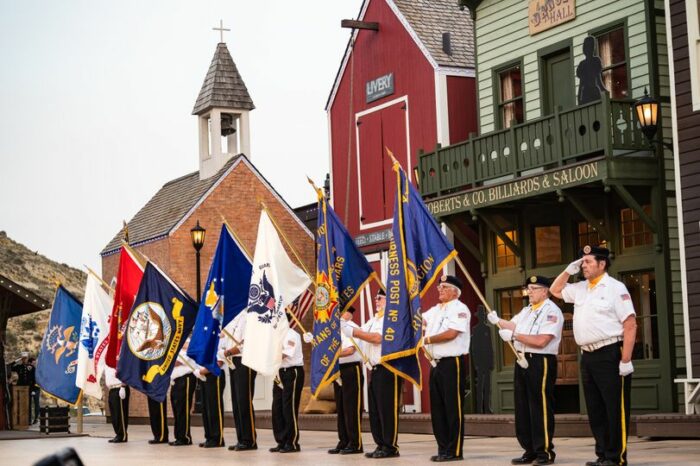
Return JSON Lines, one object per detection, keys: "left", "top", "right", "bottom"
{"left": 213, "top": 19, "right": 230, "bottom": 43}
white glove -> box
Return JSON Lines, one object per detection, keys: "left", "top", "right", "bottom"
{"left": 340, "top": 322, "right": 354, "bottom": 337}
{"left": 118, "top": 387, "right": 126, "bottom": 400}
{"left": 498, "top": 329, "right": 513, "bottom": 342}
{"left": 194, "top": 368, "right": 206, "bottom": 382}
{"left": 565, "top": 258, "right": 583, "bottom": 275}
{"left": 619, "top": 360, "right": 634, "bottom": 376}
{"left": 336, "top": 377, "right": 342, "bottom": 387}
{"left": 303, "top": 332, "right": 314, "bottom": 344}
{"left": 487, "top": 311, "right": 500, "bottom": 325}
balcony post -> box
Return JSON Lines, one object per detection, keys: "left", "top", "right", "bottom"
{"left": 509, "top": 119, "right": 519, "bottom": 177}
{"left": 600, "top": 92, "right": 613, "bottom": 156}
{"left": 435, "top": 143, "right": 442, "bottom": 196}
{"left": 554, "top": 105, "right": 564, "bottom": 167}
{"left": 468, "top": 132, "right": 477, "bottom": 185}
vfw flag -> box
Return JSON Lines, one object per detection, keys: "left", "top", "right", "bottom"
{"left": 381, "top": 154, "right": 456, "bottom": 388}
{"left": 75, "top": 274, "right": 114, "bottom": 399}
{"left": 37, "top": 286, "right": 83, "bottom": 404}
{"left": 241, "top": 211, "right": 311, "bottom": 376}
{"left": 116, "top": 262, "right": 198, "bottom": 402}
{"left": 105, "top": 246, "right": 145, "bottom": 368}
{"left": 188, "top": 224, "right": 252, "bottom": 375}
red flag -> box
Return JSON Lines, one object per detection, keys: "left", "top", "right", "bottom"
{"left": 105, "top": 246, "right": 145, "bottom": 368}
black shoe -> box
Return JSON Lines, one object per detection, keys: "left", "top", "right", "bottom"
{"left": 373, "top": 450, "right": 400, "bottom": 458}
{"left": 585, "top": 459, "right": 604, "bottom": 466}
{"left": 279, "top": 446, "right": 301, "bottom": 453}
{"left": 269, "top": 445, "right": 283, "bottom": 453}
{"left": 365, "top": 448, "right": 381, "bottom": 458}
{"left": 201, "top": 441, "right": 225, "bottom": 448}
{"left": 109, "top": 436, "right": 127, "bottom": 443}
{"left": 235, "top": 444, "right": 257, "bottom": 451}
{"left": 148, "top": 439, "right": 169, "bottom": 444}
{"left": 340, "top": 447, "right": 363, "bottom": 455}
{"left": 328, "top": 448, "right": 341, "bottom": 454}
{"left": 433, "top": 455, "right": 463, "bottom": 462}
{"left": 599, "top": 462, "right": 618, "bottom": 466}
{"left": 512, "top": 455, "right": 537, "bottom": 465}
{"left": 169, "top": 440, "right": 191, "bottom": 446}
{"left": 533, "top": 459, "right": 554, "bottom": 465}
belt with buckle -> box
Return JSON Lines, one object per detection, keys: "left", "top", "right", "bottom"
{"left": 581, "top": 336, "right": 622, "bottom": 352}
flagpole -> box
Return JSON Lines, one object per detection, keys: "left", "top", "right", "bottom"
{"left": 76, "top": 392, "right": 83, "bottom": 434}
{"left": 177, "top": 354, "right": 197, "bottom": 372}
{"left": 83, "top": 265, "right": 115, "bottom": 294}
{"left": 453, "top": 255, "right": 528, "bottom": 369}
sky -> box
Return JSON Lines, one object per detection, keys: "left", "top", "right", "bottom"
{"left": 0, "top": 0, "right": 363, "bottom": 272}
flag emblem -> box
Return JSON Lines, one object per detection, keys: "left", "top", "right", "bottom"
{"left": 126, "top": 302, "right": 172, "bottom": 360}
{"left": 314, "top": 271, "right": 338, "bottom": 324}
{"left": 79, "top": 316, "right": 100, "bottom": 359}
{"left": 248, "top": 271, "right": 281, "bottom": 326}
{"left": 46, "top": 325, "right": 79, "bottom": 365}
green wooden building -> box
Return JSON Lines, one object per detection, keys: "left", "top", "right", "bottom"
{"left": 417, "top": 0, "right": 682, "bottom": 414}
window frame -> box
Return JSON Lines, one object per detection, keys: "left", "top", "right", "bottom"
{"left": 588, "top": 20, "right": 631, "bottom": 100}
{"left": 492, "top": 58, "right": 525, "bottom": 129}
{"left": 687, "top": 0, "right": 700, "bottom": 110}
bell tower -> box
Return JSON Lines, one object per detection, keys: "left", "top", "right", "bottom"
{"left": 193, "top": 21, "right": 255, "bottom": 180}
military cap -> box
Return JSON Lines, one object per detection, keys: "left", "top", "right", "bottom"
{"left": 524, "top": 275, "right": 552, "bottom": 288}
{"left": 346, "top": 306, "right": 356, "bottom": 314}
{"left": 376, "top": 288, "right": 386, "bottom": 297}
{"left": 439, "top": 274, "right": 463, "bottom": 290}
{"left": 578, "top": 245, "right": 610, "bottom": 259}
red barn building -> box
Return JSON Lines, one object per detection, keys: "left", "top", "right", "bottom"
{"left": 326, "top": 0, "right": 478, "bottom": 413}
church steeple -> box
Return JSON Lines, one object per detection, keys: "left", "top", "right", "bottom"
{"left": 193, "top": 22, "right": 255, "bottom": 180}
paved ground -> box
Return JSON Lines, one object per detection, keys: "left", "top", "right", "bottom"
{"left": 1, "top": 419, "right": 698, "bottom": 465}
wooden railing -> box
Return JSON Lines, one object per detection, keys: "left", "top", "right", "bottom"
{"left": 418, "top": 95, "right": 649, "bottom": 197}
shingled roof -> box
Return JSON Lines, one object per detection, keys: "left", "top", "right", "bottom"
{"left": 100, "top": 156, "right": 241, "bottom": 256}
{"left": 392, "top": 0, "right": 474, "bottom": 68}
{"left": 192, "top": 42, "right": 255, "bottom": 115}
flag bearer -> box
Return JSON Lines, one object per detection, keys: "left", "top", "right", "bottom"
{"left": 223, "top": 311, "right": 258, "bottom": 451}
{"left": 105, "top": 366, "right": 129, "bottom": 443}
{"left": 147, "top": 395, "right": 169, "bottom": 444}
{"left": 422, "top": 275, "right": 471, "bottom": 463}
{"left": 169, "top": 342, "right": 204, "bottom": 446}
{"left": 550, "top": 246, "right": 636, "bottom": 466}
{"left": 270, "top": 313, "right": 305, "bottom": 453}
{"left": 342, "top": 288, "right": 401, "bottom": 459}
{"left": 325, "top": 306, "right": 364, "bottom": 455}
{"left": 489, "top": 276, "right": 563, "bottom": 465}
{"left": 199, "top": 338, "right": 227, "bottom": 448}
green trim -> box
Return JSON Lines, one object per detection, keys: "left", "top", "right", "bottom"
{"left": 537, "top": 38, "right": 574, "bottom": 115}
{"left": 492, "top": 57, "right": 525, "bottom": 130}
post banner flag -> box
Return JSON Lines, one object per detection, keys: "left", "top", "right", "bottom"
{"left": 37, "top": 286, "right": 84, "bottom": 405}
{"left": 188, "top": 224, "right": 252, "bottom": 375}
{"left": 241, "top": 211, "right": 311, "bottom": 376}
{"left": 310, "top": 188, "right": 379, "bottom": 396}
{"left": 75, "top": 274, "right": 114, "bottom": 399}
{"left": 380, "top": 159, "right": 457, "bottom": 388}
{"left": 116, "top": 262, "right": 198, "bottom": 402}
{"left": 105, "top": 246, "right": 145, "bottom": 368}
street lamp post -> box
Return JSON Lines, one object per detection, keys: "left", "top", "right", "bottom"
{"left": 190, "top": 220, "right": 206, "bottom": 303}
{"left": 634, "top": 88, "right": 673, "bottom": 151}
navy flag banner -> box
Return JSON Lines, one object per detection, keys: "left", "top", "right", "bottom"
{"left": 310, "top": 184, "right": 379, "bottom": 396}
{"left": 117, "top": 262, "right": 198, "bottom": 402}
{"left": 37, "top": 286, "right": 83, "bottom": 405}
{"left": 381, "top": 152, "right": 457, "bottom": 388}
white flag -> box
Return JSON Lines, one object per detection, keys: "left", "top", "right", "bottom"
{"left": 75, "top": 274, "right": 114, "bottom": 399}
{"left": 241, "top": 211, "right": 311, "bottom": 376}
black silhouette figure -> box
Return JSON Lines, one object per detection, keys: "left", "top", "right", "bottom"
{"left": 576, "top": 36, "right": 608, "bottom": 105}
{"left": 470, "top": 305, "right": 494, "bottom": 414}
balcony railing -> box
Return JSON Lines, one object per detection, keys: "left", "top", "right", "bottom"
{"left": 418, "top": 95, "right": 650, "bottom": 197}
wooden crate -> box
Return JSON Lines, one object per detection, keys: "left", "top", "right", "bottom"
{"left": 11, "top": 386, "right": 29, "bottom": 429}
{"left": 39, "top": 406, "right": 70, "bottom": 434}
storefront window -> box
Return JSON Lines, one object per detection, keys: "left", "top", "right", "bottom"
{"left": 497, "top": 65, "right": 523, "bottom": 128}
{"left": 495, "top": 230, "right": 518, "bottom": 269}
{"left": 595, "top": 26, "right": 628, "bottom": 98}
{"left": 535, "top": 225, "right": 561, "bottom": 266}
{"left": 577, "top": 222, "right": 600, "bottom": 249}
{"left": 620, "top": 271, "right": 659, "bottom": 360}
{"left": 620, "top": 205, "right": 652, "bottom": 248}
{"left": 497, "top": 287, "right": 527, "bottom": 366}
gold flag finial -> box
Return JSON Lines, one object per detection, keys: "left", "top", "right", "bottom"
{"left": 122, "top": 220, "right": 129, "bottom": 243}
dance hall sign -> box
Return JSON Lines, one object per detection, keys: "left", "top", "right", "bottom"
{"left": 426, "top": 160, "right": 603, "bottom": 217}
{"left": 529, "top": 0, "right": 576, "bottom": 36}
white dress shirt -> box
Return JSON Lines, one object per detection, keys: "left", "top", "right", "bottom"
{"left": 511, "top": 299, "right": 564, "bottom": 355}
{"left": 105, "top": 366, "right": 124, "bottom": 389}
{"left": 360, "top": 313, "right": 384, "bottom": 366}
{"left": 422, "top": 299, "right": 471, "bottom": 358}
{"left": 280, "top": 329, "right": 304, "bottom": 368}
{"left": 339, "top": 320, "right": 362, "bottom": 364}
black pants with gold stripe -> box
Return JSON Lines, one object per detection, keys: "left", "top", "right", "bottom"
{"left": 170, "top": 373, "right": 196, "bottom": 444}
{"left": 514, "top": 353, "right": 557, "bottom": 462}
{"left": 581, "top": 344, "right": 631, "bottom": 466}
{"left": 147, "top": 396, "right": 169, "bottom": 443}
{"left": 108, "top": 386, "right": 129, "bottom": 441}
{"left": 334, "top": 362, "right": 364, "bottom": 450}
{"left": 201, "top": 372, "right": 226, "bottom": 446}
{"left": 368, "top": 365, "right": 402, "bottom": 454}
{"left": 430, "top": 356, "right": 467, "bottom": 459}
{"left": 272, "top": 366, "right": 304, "bottom": 450}
{"left": 229, "top": 358, "right": 258, "bottom": 447}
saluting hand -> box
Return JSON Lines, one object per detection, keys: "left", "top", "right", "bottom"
{"left": 565, "top": 258, "right": 584, "bottom": 275}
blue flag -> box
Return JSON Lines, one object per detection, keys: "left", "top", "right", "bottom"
{"left": 381, "top": 158, "right": 457, "bottom": 388}
{"left": 37, "top": 286, "right": 83, "bottom": 404}
{"left": 117, "top": 262, "right": 198, "bottom": 402}
{"left": 188, "top": 224, "right": 252, "bottom": 375}
{"left": 310, "top": 186, "right": 379, "bottom": 396}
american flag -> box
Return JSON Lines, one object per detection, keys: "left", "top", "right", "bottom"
{"left": 287, "top": 287, "right": 315, "bottom": 330}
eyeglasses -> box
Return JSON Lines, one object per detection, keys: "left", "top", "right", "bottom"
{"left": 374, "top": 295, "right": 385, "bottom": 300}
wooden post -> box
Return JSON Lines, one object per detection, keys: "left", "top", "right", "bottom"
{"left": 76, "top": 392, "right": 83, "bottom": 434}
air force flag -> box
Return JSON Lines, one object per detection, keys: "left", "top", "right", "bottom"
{"left": 37, "top": 286, "right": 83, "bottom": 404}
{"left": 117, "top": 262, "right": 198, "bottom": 402}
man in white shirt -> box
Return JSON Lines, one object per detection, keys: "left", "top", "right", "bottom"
{"left": 489, "top": 276, "right": 563, "bottom": 465}
{"left": 105, "top": 366, "right": 129, "bottom": 443}
{"left": 327, "top": 306, "right": 364, "bottom": 455}
{"left": 169, "top": 339, "right": 205, "bottom": 446}
{"left": 270, "top": 312, "right": 305, "bottom": 454}
{"left": 342, "top": 288, "right": 402, "bottom": 459}
{"left": 422, "top": 274, "right": 470, "bottom": 463}
{"left": 550, "top": 246, "right": 637, "bottom": 466}
{"left": 222, "top": 311, "right": 258, "bottom": 451}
